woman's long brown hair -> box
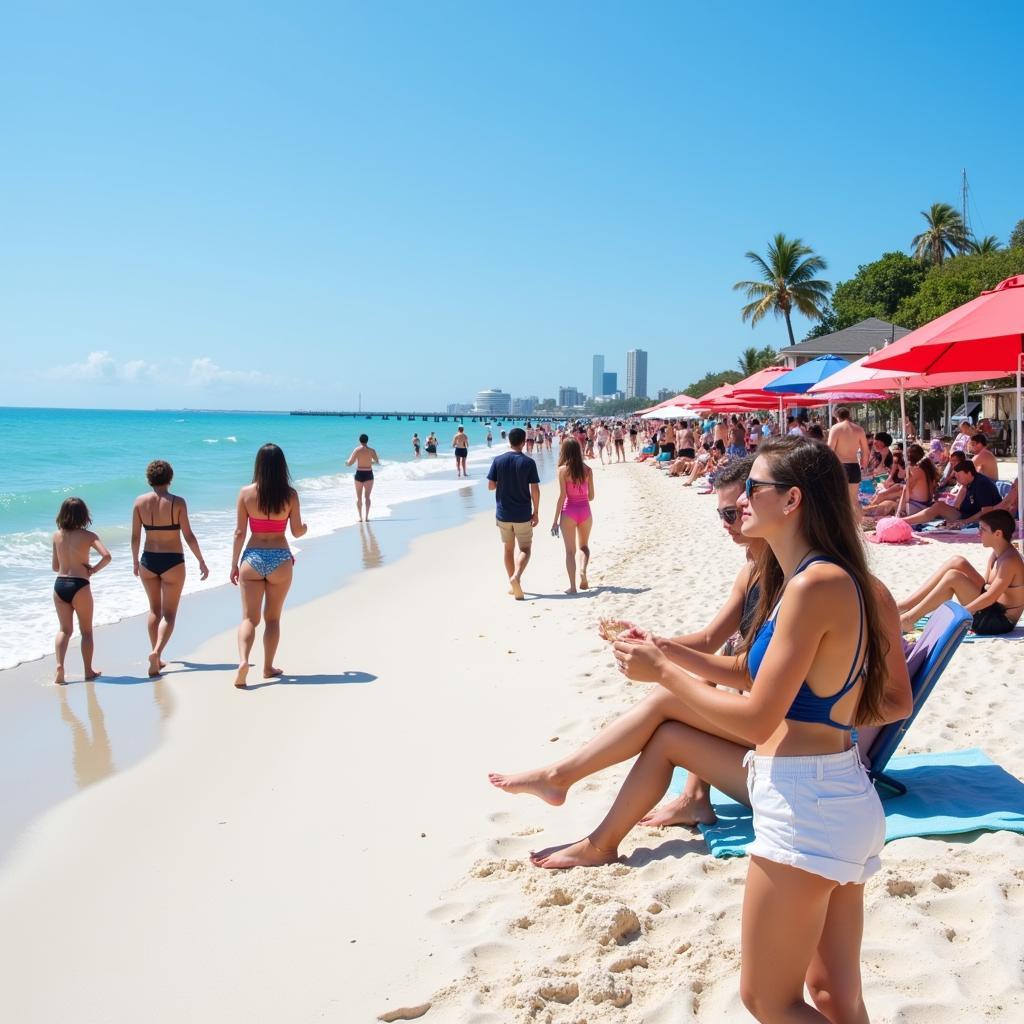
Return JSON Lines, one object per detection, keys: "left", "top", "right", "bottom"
{"left": 252, "top": 443, "right": 293, "bottom": 516}
{"left": 558, "top": 437, "right": 587, "bottom": 484}
{"left": 741, "top": 435, "right": 888, "bottom": 725}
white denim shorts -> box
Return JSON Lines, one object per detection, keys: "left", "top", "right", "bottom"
{"left": 743, "top": 746, "right": 885, "bottom": 885}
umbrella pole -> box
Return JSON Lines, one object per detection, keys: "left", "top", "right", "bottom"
{"left": 898, "top": 382, "right": 909, "bottom": 516}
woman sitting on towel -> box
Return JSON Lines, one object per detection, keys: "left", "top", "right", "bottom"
{"left": 525, "top": 437, "right": 912, "bottom": 1024}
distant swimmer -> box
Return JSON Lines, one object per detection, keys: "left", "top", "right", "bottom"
{"left": 346, "top": 433, "right": 381, "bottom": 522}
{"left": 453, "top": 425, "right": 470, "bottom": 478}
{"left": 230, "top": 444, "right": 307, "bottom": 688}
{"left": 52, "top": 497, "right": 111, "bottom": 686}
{"left": 486, "top": 429, "right": 493, "bottom": 448}
{"left": 130, "top": 459, "right": 209, "bottom": 677}
{"left": 425, "top": 432, "right": 438, "bottom": 456}
{"left": 412, "top": 433, "right": 421, "bottom": 458}
{"left": 500, "top": 429, "right": 507, "bottom": 441}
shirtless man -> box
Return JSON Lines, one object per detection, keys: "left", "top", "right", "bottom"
{"left": 52, "top": 497, "right": 111, "bottom": 685}
{"left": 677, "top": 421, "right": 696, "bottom": 459}
{"left": 898, "top": 509, "right": 1024, "bottom": 633}
{"left": 452, "top": 425, "right": 470, "bottom": 478}
{"left": 828, "top": 406, "right": 869, "bottom": 510}
{"left": 412, "top": 433, "right": 421, "bottom": 458}
{"left": 346, "top": 434, "right": 381, "bottom": 521}
{"left": 967, "top": 433, "right": 999, "bottom": 481}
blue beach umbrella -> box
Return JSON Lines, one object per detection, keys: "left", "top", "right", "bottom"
{"left": 762, "top": 354, "right": 851, "bottom": 394}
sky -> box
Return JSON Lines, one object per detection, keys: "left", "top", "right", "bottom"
{"left": 3, "top": 1, "right": 1023, "bottom": 411}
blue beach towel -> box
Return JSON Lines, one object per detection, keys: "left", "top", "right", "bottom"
{"left": 667, "top": 748, "right": 1024, "bottom": 860}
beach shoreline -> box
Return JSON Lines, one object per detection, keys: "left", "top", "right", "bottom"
{"left": 0, "top": 460, "right": 1021, "bottom": 1023}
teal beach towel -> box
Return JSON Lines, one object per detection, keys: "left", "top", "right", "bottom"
{"left": 667, "top": 748, "right": 1024, "bottom": 859}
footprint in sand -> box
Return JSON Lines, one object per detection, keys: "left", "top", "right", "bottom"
{"left": 377, "top": 1003, "right": 431, "bottom": 1022}
{"left": 886, "top": 878, "right": 918, "bottom": 898}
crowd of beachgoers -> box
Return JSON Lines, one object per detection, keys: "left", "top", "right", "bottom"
{"left": 45, "top": 407, "right": 1023, "bottom": 1021}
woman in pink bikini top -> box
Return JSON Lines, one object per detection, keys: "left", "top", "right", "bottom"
{"left": 551, "top": 437, "right": 596, "bottom": 595}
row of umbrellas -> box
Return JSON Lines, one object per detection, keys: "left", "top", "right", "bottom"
{"left": 639, "top": 274, "right": 1024, "bottom": 535}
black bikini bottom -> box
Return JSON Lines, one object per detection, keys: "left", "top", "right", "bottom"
{"left": 140, "top": 551, "right": 185, "bottom": 576}
{"left": 972, "top": 603, "right": 1015, "bottom": 635}
{"left": 54, "top": 577, "right": 90, "bottom": 604}
{"left": 354, "top": 469, "right": 374, "bottom": 483}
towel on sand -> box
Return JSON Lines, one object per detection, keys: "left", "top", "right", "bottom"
{"left": 667, "top": 748, "right": 1024, "bottom": 859}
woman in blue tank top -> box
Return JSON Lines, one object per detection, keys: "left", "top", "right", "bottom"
{"left": 532, "top": 437, "right": 912, "bottom": 1023}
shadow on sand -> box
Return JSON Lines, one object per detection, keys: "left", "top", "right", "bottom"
{"left": 524, "top": 585, "right": 651, "bottom": 601}
{"left": 241, "top": 670, "right": 378, "bottom": 691}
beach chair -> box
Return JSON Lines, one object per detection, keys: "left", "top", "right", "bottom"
{"left": 864, "top": 601, "right": 973, "bottom": 798}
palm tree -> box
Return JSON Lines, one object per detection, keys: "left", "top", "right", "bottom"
{"left": 911, "top": 203, "right": 969, "bottom": 264}
{"left": 733, "top": 235, "right": 831, "bottom": 346}
{"left": 737, "top": 345, "right": 778, "bottom": 375}
{"left": 969, "top": 234, "right": 1002, "bottom": 255}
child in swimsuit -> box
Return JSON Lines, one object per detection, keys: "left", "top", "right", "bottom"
{"left": 52, "top": 497, "right": 111, "bottom": 685}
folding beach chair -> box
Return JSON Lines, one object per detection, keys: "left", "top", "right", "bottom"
{"left": 863, "top": 601, "right": 973, "bottom": 798}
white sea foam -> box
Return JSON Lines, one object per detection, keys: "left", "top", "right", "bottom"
{"left": 0, "top": 443, "right": 522, "bottom": 670}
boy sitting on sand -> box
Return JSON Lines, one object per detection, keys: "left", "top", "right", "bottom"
{"left": 897, "top": 509, "right": 1024, "bottom": 634}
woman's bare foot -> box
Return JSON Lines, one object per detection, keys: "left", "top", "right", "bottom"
{"left": 84, "top": 669, "right": 102, "bottom": 681}
{"left": 234, "top": 663, "right": 250, "bottom": 689}
{"left": 509, "top": 578, "right": 525, "bottom": 601}
{"left": 148, "top": 652, "right": 162, "bottom": 677}
{"left": 529, "top": 837, "right": 619, "bottom": 869}
{"left": 488, "top": 768, "right": 567, "bottom": 806}
{"left": 639, "top": 793, "right": 717, "bottom": 828}
{"left": 579, "top": 573, "right": 589, "bottom": 591}
{"left": 264, "top": 666, "right": 284, "bottom": 680}
{"left": 564, "top": 586, "right": 577, "bottom": 595}
{"left": 54, "top": 667, "right": 66, "bottom": 686}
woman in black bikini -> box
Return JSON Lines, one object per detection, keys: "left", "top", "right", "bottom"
{"left": 131, "top": 460, "right": 209, "bottom": 677}
{"left": 346, "top": 434, "right": 381, "bottom": 522}
{"left": 52, "top": 497, "right": 111, "bottom": 685}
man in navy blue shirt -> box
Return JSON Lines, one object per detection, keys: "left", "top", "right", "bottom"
{"left": 902, "top": 459, "right": 1003, "bottom": 529}
{"left": 487, "top": 427, "right": 540, "bottom": 599}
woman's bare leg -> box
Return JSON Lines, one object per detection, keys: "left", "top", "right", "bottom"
{"left": 354, "top": 480, "right": 365, "bottom": 522}
{"left": 490, "top": 688, "right": 748, "bottom": 806}
{"left": 363, "top": 478, "right": 374, "bottom": 520}
{"left": 260, "top": 559, "right": 293, "bottom": 678}
{"left": 235, "top": 568, "right": 265, "bottom": 688}
{"left": 140, "top": 569, "right": 162, "bottom": 655}
{"left": 576, "top": 515, "right": 592, "bottom": 590}
{"left": 559, "top": 516, "right": 578, "bottom": 593}
{"left": 75, "top": 587, "right": 100, "bottom": 681}
{"left": 153, "top": 564, "right": 186, "bottom": 667}
{"left": 530, "top": 721, "right": 750, "bottom": 868}
{"left": 53, "top": 592, "right": 74, "bottom": 685}
{"left": 739, "top": 857, "right": 837, "bottom": 1022}
{"left": 804, "top": 883, "right": 870, "bottom": 1024}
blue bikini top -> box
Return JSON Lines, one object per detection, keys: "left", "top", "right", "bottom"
{"left": 746, "top": 556, "right": 865, "bottom": 732}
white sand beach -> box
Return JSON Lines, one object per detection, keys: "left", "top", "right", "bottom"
{"left": 1, "top": 462, "right": 1022, "bottom": 1023}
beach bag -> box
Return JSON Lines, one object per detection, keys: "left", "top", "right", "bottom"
{"left": 874, "top": 516, "right": 913, "bottom": 544}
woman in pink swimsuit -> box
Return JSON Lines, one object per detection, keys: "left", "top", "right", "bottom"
{"left": 552, "top": 438, "right": 595, "bottom": 594}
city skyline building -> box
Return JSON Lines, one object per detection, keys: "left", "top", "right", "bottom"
{"left": 558, "top": 385, "right": 581, "bottom": 408}
{"left": 473, "top": 388, "right": 512, "bottom": 415}
{"left": 592, "top": 355, "right": 604, "bottom": 400}
{"left": 602, "top": 371, "right": 617, "bottom": 396}
{"left": 626, "top": 348, "right": 648, "bottom": 399}
{"left": 512, "top": 395, "right": 538, "bottom": 415}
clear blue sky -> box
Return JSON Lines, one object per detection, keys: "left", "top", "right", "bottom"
{"left": 3, "top": 1, "right": 1022, "bottom": 410}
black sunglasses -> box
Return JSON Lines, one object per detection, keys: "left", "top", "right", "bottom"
{"left": 717, "top": 506, "right": 740, "bottom": 524}
{"left": 745, "top": 478, "right": 795, "bottom": 499}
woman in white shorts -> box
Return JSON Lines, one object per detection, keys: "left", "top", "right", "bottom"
{"left": 531, "top": 436, "right": 905, "bottom": 1022}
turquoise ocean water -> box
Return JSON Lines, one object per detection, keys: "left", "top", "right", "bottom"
{"left": 0, "top": 407, "right": 531, "bottom": 669}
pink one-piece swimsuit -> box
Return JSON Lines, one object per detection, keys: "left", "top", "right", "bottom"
{"left": 562, "top": 477, "right": 591, "bottom": 524}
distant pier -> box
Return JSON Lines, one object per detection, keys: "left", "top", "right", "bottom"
{"left": 289, "top": 411, "right": 539, "bottom": 422}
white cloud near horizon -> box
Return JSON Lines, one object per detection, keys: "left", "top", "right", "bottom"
{"left": 188, "top": 357, "right": 272, "bottom": 388}
{"left": 48, "top": 350, "right": 158, "bottom": 383}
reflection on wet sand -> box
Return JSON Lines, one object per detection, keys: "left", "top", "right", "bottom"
{"left": 458, "top": 485, "right": 475, "bottom": 508}
{"left": 359, "top": 522, "right": 383, "bottom": 569}
{"left": 152, "top": 677, "right": 174, "bottom": 721}
{"left": 58, "top": 683, "right": 114, "bottom": 789}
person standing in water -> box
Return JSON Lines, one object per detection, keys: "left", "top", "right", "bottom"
{"left": 452, "top": 425, "right": 470, "bottom": 478}
{"left": 412, "top": 433, "right": 421, "bottom": 458}
{"left": 130, "top": 460, "right": 209, "bottom": 677}
{"left": 231, "top": 444, "right": 307, "bottom": 688}
{"left": 346, "top": 433, "right": 381, "bottom": 522}
{"left": 486, "top": 428, "right": 493, "bottom": 448}
{"left": 52, "top": 497, "right": 111, "bottom": 686}
{"left": 551, "top": 437, "right": 595, "bottom": 593}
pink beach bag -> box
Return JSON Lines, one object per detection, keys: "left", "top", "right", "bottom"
{"left": 874, "top": 516, "right": 913, "bottom": 544}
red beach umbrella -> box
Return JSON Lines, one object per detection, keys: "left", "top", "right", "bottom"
{"left": 863, "top": 275, "right": 1024, "bottom": 542}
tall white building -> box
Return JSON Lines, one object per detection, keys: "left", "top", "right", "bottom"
{"left": 473, "top": 388, "right": 512, "bottom": 415}
{"left": 592, "top": 355, "right": 604, "bottom": 399}
{"left": 626, "top": 349, "right": 648, "bottom": 399}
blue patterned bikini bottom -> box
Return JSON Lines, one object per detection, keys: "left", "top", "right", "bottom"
{"left": 241, "top": 547, "right": 294, "bottom": 578}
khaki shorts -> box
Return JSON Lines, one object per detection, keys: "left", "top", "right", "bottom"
{"left": 497, "top": 519, "right": 533, "bottom": 545}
